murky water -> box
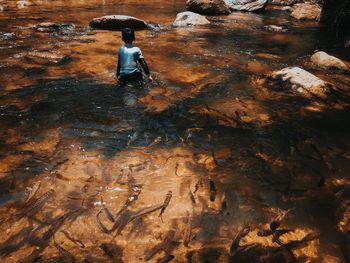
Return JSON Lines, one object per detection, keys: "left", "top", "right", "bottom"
{"left": 0, "top": 0, "right": 350, "bottom": 262}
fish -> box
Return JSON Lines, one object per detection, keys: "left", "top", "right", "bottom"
{"left": 159, "top": 191, "right": 172, "bottom": 219}
{"left": 96, "top": 210, "right": 110, "bottom": 234}
{"left": 157, "top": 255, "right": 175, "bottom": 263}
{"left": 221, "top": 192, "right": 227, "bottom": 210}
{"left": 24, "top": 181, "right": 41, "bottom": 203}
{"left": 189, "top": 191, "right": 196, "bottom": 204}
{"left": 145, "top": 230, "right": 176, "bottom": 261}
{"left": 20, "top": 189, "right": 55, "bottom": 216}
{"left": 209, "top": 180, "right": 216, "bottom": 202}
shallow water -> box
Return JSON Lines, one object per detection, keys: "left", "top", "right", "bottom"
{"left": 0, "top": 0, "right": 350, "bottom": 262}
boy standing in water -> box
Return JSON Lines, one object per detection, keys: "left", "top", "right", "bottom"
{"left": 117, "top": 27, "right": 153, "bottom": 82}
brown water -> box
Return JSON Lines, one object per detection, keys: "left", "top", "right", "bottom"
{"left": 1, "top": 1, "right": 350, "bottom": 262}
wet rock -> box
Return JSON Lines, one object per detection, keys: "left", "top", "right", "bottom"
{"left": 0, "top": 32, "right": 14, "bottom": 40}
{"left": 263, "top": 25, "right": 287, "bottom": 32}
{"left": 224, "top": 0, "right": 268, "bottom": 12}
{"left": 270, "top": 0, "right": 299, "bottom": 6}
{"left": 35, "top": 22, "right": 75, "bottom": 33}
{"left": 267, "top": 67, "right": 331, "bottom": 97}
{"left": 310, "top": 51, "right": 348, "bottom": 71}
{"left": 89, "top": 15, "right": 148, "bottom": 30}
{"left": 290, "top": 3, "right": 321, "bottom": 20}
{"left": 26, "top": 51, "right": 71, "bottom": 66}
{"left": 186, "top": 0, "right": 231, "bottom": 15}
{"left": 173, "top": 11, "right": 210, "bottom": 27}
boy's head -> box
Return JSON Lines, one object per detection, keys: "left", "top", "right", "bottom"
{"left": 122, "top": 27, "right": 135, "bottom": 43}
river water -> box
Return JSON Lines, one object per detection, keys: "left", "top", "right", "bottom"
{"left": 0, "top": 0, "right": 350, "bottom": 262}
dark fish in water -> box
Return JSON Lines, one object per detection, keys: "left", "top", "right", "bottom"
{"left": 103, "top": 206, "right": 115, "bottom": 223}
{"left": 221, "top": 192, "right": 227, "bottom": 210}
{"left": 96, "top": 210, "right": 110, "bottom": 234}
{"left": 209, "top": 180, "right": 216, "bottom": 202}
{"left": 157, "top": 255, "right": 175, "bottom": 263}
{"left": 25, "top": 181, "right": 41, "bottom": 203}
{"left": 159, "top": 191, "right": 172, "bottom": 219}
{"left": 189, "top": 191, "right": 196, "bottom": 204}
{"left": 20, "top": 189, "right": 55, "bottom": 216}
{"left": 229, "top": 226, "right": 251, "bottom": 256}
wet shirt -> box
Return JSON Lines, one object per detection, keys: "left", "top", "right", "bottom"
{"left": 118, "top": 44, "right": 144, "bottom": 76}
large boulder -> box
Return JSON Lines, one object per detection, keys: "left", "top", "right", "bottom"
{"left": 89, "top": 15, "right": 148, "bottom": 30}
{"left": 311, "top": 51, "right": 348, "bottom": 71}
{"left": 224, "top": 0, "right": 268, "bottom": 12}
{"left": 186, "top": 0, "right": 231, "bottom": 15}
{"left": 173, "top": 12, "right": 210, "bottom": 27}
{"left": 290, "top": 3, "right": 321, "bottom": 20}
{"left": 267, "top": 67, "right": 330, "bottom": 97}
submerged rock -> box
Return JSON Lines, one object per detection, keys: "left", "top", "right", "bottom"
{"left": 270, "top": 0, "right": 298, "bottom": 6}
{"left": 267, "top": 67, "right": 330, "bottom": 97}
{"left": 26, "top": 51, "right": 71, "bottom": 66}
{"left": 89, "top": 15, "right": 148, "bottom": 30}
{"left": 311, "top": 51, "right": 348, "bottom": 71}
{"left": 173, "top": 11, "right": 210, "bottom": 27}
{"left": 224, "top": 0, "right": 268, "bottom": 12}
{"left": 35, "top": 22, "right": 75, "bottom": 33}
{"left": 290, "top": 3, "right": 321, "bottom": 20}
{"left": 263, "top": 25, "right": 287, "bottom": 32}
{"left": 186, "top": 0, "right": 231, "bottom": 15}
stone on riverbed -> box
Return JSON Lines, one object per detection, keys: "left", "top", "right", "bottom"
{"left": 35, "top": 22, "right": 75, "bottom": 33}
{"left": 26, "top": 51, "right": 71, "bottom": 66}
{"left": 186, "top": 0, "right": 231, "bottom": 15}
{"left": 267, "top": 67, "right": 331, "bottom": 97}
{"left": 173, "top": 12, "right": 210, "bottom": 27}
{"left": 224, "top": 0, "right": 268, "bottom": 12}
{"left": 311, "top": 51, "right": 348, "bottom": 71}
{"left": 290, "top": 3, "right": 321, "bottom": 20}
{"left": 270, "top": 0, "right": 298, "bottom": 6}
{"left": 89, "top": 15, "right": 148, "bottom": 30}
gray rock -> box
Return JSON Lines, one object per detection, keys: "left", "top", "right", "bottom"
{"left": 267, "top": 67, "right": 331, "bottom": 97}
{"left": 173, "top": 11, "right": 210, "bottom": 27}
{"left": 270, "top": 0, "right": 299, "bottom": 6}
{"left": 311, "top": 51, "right": 348, "bottom": 71}
{"left": 35, "top": 22, "right": 75, "bottom": 33}
{"left": 26, "top": 51, "right": 71, "bottom": 66}
{"left": 263, "top": 25, "right": 287, "bottom": 32}
{"left": 224, "top": 0, "right": 268, "bottom": 12}
{"left": 186, "top": 0, "right": 231, "bottom": 15}
{"left": 90, "top": 15, "right": 148, "bottom": 30}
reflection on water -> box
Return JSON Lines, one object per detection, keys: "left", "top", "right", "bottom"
{"left": 0, "top": 0, "right": 350, "bottom": 262}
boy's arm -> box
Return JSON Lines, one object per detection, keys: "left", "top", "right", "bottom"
{"left": 137, "top": 58, "right": 150, "bottom": 75}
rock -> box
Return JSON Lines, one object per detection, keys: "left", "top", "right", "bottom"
{"left": 35, "top": 22, "right": 75, "bottom": 33}
{"left": 173, "top": 11, "right": 210, "bottom": 27}
{"left": 320, "top": 0, "right": 350, "bottom": 43}
{"left": 270, "top": 0, "right": 299, "bottom": 6}
{"left": 89, "top": 15, "right": 148, "bottom": 30}
{"left": 267, "top": 67, "right": 330, "bottom": 97}
{"left": 310, "top": 51, "right": 348, "bottom": 71}
{"left": 224, "top": 0, "right": 268, "bottom": 12}
{"left": 263, "top": 25, "right": 287, "bottom": 32}
{"left": 186, "top": 0, "right": 231, "bottom": 15}
{"left": 290, "top": 3, "right": 321, "bottom": 20}
{"left": 26, "top": 51, "right": 71, "bottom": 66}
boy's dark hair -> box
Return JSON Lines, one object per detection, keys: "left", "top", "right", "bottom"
{"left": 122, "top": 27, "right": 135, "bottom": 43}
